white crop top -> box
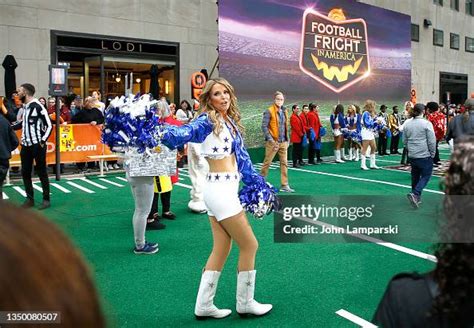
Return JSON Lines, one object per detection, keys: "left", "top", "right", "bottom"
{"left": 200, "top": 119, "right": 235, "bottom": 159}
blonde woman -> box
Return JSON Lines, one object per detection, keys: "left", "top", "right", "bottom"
{"left": 161, "top": 78, "right": 273, "bottom": 319}
{"left": 360, "top": 100, "right": 381, "bottom": 170}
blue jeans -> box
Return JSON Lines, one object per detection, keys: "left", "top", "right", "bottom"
{"left": 410, "top": 157, "right": 433, "bottom": 197}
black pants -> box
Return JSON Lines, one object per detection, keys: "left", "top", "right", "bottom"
{"left": 433, "top": 141, "right": 440, "bottom": 164}
{"left": 147, "top": 191, "right": 171, "bottom": 220}
{"left": 292, "top": 142, "right": 303, "bottom": 165}
{"left": 20, "top": 144, "right": 50, "bottom": 201}
{"left": 0, "top": 159, "right": 9, "bottom": 200}
{"left": 390, "top": 134, "right": 400, "bottom": 153}
{"left": 378, "top": 132, "right": 388, "bottom": 155}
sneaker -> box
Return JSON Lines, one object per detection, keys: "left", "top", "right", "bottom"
{"left": 38, "top": 200, "right": 51, "bottom": 210}
{"left": 316, "top": 158, "right": 323, "bottom": 163}
{"left": 407, "top": 193, "right": 419, "bottom": 209}
{"left": 107, "top": 164, "right": 114, "bottom": 170}
{"left": 134, "top": 243, "right": 159, "bottom": 255}
{"left": 162, "top": 211, "right": 176, "bottom": 220}
{"left": 21, "top": 199, "right": 34, "bottom": 208}
{"left": 146, "top": 220, "right": 166, "bottom": 230}
{"left": 299, "top": 161, "right": 306, "bottom": 166}
{"left": 280, "top": 185, "right": 295, "bottom": 193}
{"left": 145, "top": 241, "right": 159, "bottom": 249}
{"left": 113, "top": 164, "right": 120, "bottom": 169}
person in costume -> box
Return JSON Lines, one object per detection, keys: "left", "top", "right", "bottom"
{"left": 330, "top": 104, "right": 347, "bottom": 163}
{"left": 187, "top": 142, "right": 209, "bottom": 213}
{"left": 360, "top": 100, "right": 381, "bottom": 170}
{"left": 103, "top": 95, "right": 162, "bottom": 255}
{"left": 161, "top": 78, "right": 276, "bottom": 319}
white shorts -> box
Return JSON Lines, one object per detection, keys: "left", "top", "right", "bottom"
{"left": 361, "top": 127, "right": 375, "bottom": 141}
{"left": 333, "top": 128, "right": 342, "bottom": 137}
{"left": 203, "top": 172, "right": 243, "bottom": 221}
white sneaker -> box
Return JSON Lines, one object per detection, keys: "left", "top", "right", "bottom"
{"left": 113, "top": 164, "right": 120, "bottom": 169}
{"left": 280, "top": 185, "right": 295, "bottom": 193}
{"left": 107, "top": 164, "right": 114, "bottom": 170}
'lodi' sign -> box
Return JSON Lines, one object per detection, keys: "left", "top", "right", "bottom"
{"left": 101, "top": 40, "right": 142, "bottom": 53}
{"left": 299, "top": 8, "right": 371, "bottom": 93}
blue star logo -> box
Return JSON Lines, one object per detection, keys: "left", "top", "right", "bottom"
{"left": 215, "top": 174, "right": 220, "bottom": 181}
{"left": 223, "top": 146, "right": 229, "bottom": 152}
{"left": 224, "top": 137, "right": 229, "bottom": 143}
{"left": 212, "top": 146, "right": 218, "bottom": 153}
{"left": 225, "top": 174, "right": 231, "bottom": 180}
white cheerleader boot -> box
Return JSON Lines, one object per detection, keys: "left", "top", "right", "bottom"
{"left": 348, "top": 148, "right": 353, "bottom": 161}
{"left": 335, "top": 150, "right": 344, "bottom": 163}
{"left": 236, "top": 270, "right": 272, "bottom": 317}
{"left": 360, "top": 155, "right": 369, "bottom": 170}
{"left": 355, "top": 149, "right": 360, "bottom": 161}
{"left": 370, "top": 154, "right": 380, "bottom": 169}
{"left": 342, "top": 148, "right": 349, "bottom": 161}
{"left": 195, "top": 271, "right": 232, "bottom": 320}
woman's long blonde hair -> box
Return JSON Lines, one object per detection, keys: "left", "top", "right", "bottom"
{"left": 363, "top": 99, "right": 376, "bottom": 116}
{"left": 198, "top": 77, "right": 244, "bottom": 135}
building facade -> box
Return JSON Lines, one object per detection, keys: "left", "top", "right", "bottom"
{"left": 0, "top": 0, "right": 473, "bottom": 105}
{"left": 0, "top": 0, "right": 218, "bottom": 103}
{"left": 359, "top": 0, "right": 474, "bottom": 104}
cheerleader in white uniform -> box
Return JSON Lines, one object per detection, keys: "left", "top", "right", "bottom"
{"left": 162, "top": 78, "right": 274, "bottom": 320}
{"left": 330, "top": 104, "right": 347, "bottom": 163}
{"left": 345, "top": 104, "right": 362, "bottom": 161}
{"left": 360, "top": 100, "right": 381, "bottom": 170}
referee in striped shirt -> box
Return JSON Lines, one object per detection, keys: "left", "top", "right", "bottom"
{"left": 16, "top": 83, "right": 53, "bottom": 209}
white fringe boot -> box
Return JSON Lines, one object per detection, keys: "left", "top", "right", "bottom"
{"left": 361, "top": 155, "right": 368, "bottom": 170}
{"left": 370, "top": 154, "right": 380, "bottom": 169}
{"left": 335, "top": 150, "right": 345, "bottom": 163}
{"left": 195, "top": 271, "right": 232, "bottom": 320}
{"left": 236, "top": 270, "right": 272, "bottom": 317}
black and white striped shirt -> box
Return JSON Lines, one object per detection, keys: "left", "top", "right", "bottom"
{"left": 20, "top": 99, "right": 53, "bottom": 146}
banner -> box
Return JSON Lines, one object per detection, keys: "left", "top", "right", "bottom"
{"left": 219, "top": 0, "right": 411, "bottom": 147}
{"left": 11, "top": 124, "right": 113, "bottom": 165}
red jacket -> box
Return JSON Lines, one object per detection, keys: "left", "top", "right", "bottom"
{"left": 290, "top": 113, "right": 305, "bottom": 143}
{"left": 307, "top": 111, "right": 322, "bottom": 139}
{"left": 427, "top": 111, "right": 446, "bottom": 141}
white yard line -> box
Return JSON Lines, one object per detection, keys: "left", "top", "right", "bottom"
{"left": 296, "top": 216, "right": 437, "bottom": 262}
{"left": 336, "top": 309, "right": 378, "bottom": 328}
{"left": 79, "top": 178, "right": 108, "bottom": 190}
{"left": 66, "top": 181, "right": 95, "bottom": 194}
{"left": 13, "top": 186, "right": 26, "bottom": 197}
{"left": 51, "top": 183, "right": 71, "bottom": 193}
{"left": 32, "top": 184, "right": 44, "bottom": 193}
{"left": 99, "top": 178, "right": 124, "bottom": 187}
{"left": 288, "top": 166, "right": 444, "bottom": 195}
{"left": 175, "top": 182, "right": 192, "bottom": 189}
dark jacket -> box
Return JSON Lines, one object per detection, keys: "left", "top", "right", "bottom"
{"left": 0, "top": 114, "right": 19, "bottom": 160}
{"left": 373, "top": 272, "right": 474, "bottom": 328}
{"left": 71, "top": 108, "right": 104, "bottom": 124}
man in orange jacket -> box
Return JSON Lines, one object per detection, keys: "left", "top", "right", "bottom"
{"left": 260, "top": 91, "right": 295, "bottom": 192}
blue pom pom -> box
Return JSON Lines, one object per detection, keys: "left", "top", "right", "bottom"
{"left": 238, "top": 180, "right": 281, "bottom": 219}
{"left": 101, "top": 94, "right": 161, "bottom": 152}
